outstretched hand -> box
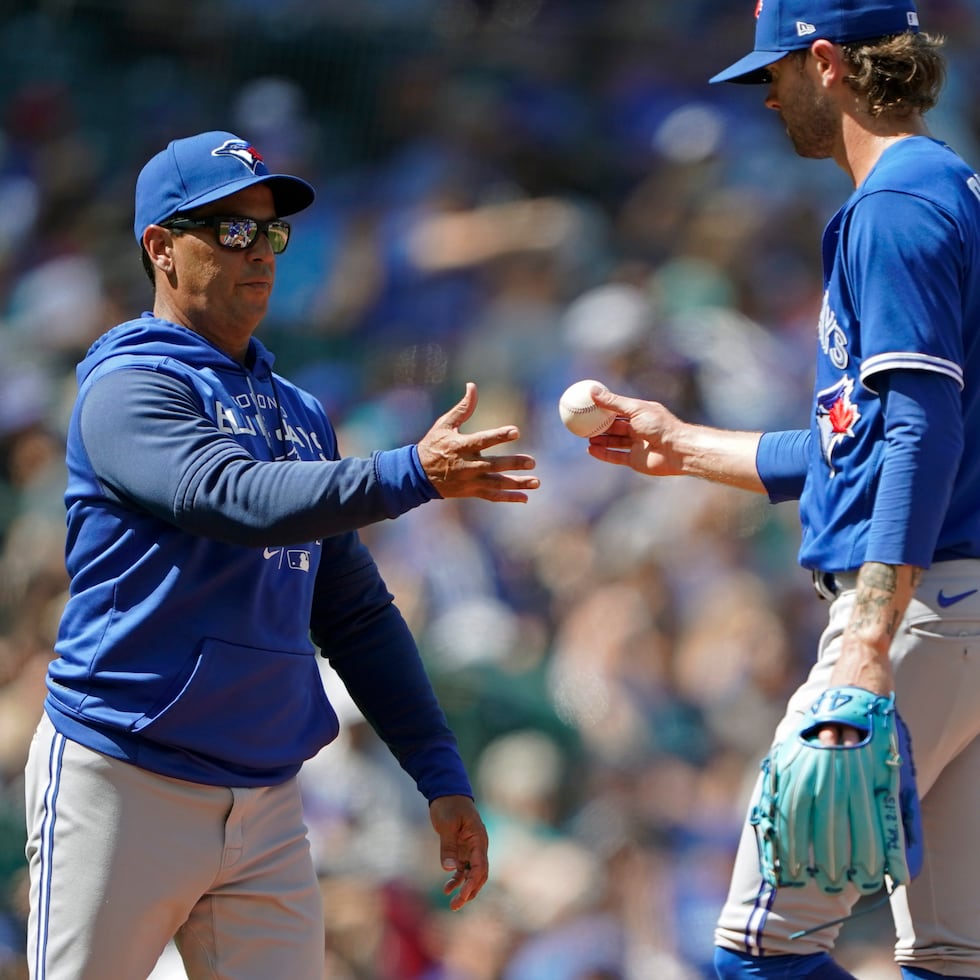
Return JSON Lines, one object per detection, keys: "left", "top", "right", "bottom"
{"left": 417, "top": 383, "right": 538, "bottom": 502}
{"left": 585, "top": 388, "right": 765, "bottom": 492}
{"left": 429, "top": 795, "right": 489, "bottom": 911}
{"left": 584, "top": 389, "right": 686, "bottom": 477}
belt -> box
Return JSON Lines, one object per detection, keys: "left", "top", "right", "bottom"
{"left": 812, "top": 570, "right": 858, "bottom": 600}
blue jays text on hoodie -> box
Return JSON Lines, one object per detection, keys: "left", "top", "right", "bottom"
{"left": 46, "top": 314, "right": 471, "bottom": 797}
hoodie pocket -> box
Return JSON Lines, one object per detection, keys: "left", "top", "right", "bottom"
{"left": 131, "top": 638, "right": 340, "bottom": 769}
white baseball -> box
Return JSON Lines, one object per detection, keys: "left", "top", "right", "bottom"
{"left": 558, "top": 379, "right": 616, "bottom": 438}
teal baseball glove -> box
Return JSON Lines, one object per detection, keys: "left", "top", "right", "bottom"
{"left": 750, "top": 687, "right": 923, "bottom": 895}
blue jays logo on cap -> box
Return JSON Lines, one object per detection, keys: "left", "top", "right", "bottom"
{"left": 710, "top": 0, "right": 921, "bottom": 85}
{"left": 212, "top": 138, "right": 266, "bottom": 175}
{"left": 134, "top": 130, "right": 315, "bottom": 243}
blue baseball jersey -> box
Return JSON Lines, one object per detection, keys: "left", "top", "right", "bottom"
{"left": 758, "top": 137, "right": 980, "bottom": 571}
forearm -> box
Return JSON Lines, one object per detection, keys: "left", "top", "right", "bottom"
{"left": 672, "top": 423, "right": 767, "bottom": 493}
{"left": 832, "top": 561, "right": 923, "bottom": 694}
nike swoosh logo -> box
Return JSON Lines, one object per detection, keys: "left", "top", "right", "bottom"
{"left": 263, "top": 547, "right": 282, "bottom": 560}
{"left": 937, "top": 587, "right": 979, "bottom": 608}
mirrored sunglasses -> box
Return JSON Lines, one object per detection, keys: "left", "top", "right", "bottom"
{"left": 164, "top": 215, "right": 291, "bottom": 254}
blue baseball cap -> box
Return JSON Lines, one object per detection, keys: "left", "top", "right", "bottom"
{"left": 134, "top": 131, "right": 316, "bottom": 243}
{"left": 710, "top": 0, "right": 920, "bottom": 84}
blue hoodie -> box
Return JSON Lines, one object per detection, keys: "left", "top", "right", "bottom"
{"left": 46, "top": 314, "right": 471, "bottom": 795}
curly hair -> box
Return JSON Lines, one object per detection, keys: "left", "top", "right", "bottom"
{"left": 841, "top": 32, "right": 946, "bottom": 118}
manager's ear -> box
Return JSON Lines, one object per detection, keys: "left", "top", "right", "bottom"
{"left": 142, "top": 224, "right": 177, "bottom": 278}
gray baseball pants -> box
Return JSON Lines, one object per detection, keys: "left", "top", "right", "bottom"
{"left": 25, "top": 712, "right": 325, "bottom": 980}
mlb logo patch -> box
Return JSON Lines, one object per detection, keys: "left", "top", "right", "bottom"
{"left": 286, "top": 550, "right": 311, "bottom": 572}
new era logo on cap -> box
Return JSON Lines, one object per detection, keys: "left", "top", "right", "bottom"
{"left": 710, "top": 0, "right": 921, "bottom": 84}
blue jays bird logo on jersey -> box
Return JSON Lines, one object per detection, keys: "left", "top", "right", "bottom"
{"left": 815, "top": 376, "right": 860, "bottom": 476}
{"left": 211, "top": 138, "right": 266, "bottom": 174}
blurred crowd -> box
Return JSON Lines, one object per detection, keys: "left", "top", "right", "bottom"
{"left": 2, "top": 1, "right": 980, "bottom": 978}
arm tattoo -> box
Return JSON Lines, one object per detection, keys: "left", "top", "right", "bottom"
{"left": 852, "top": 562, "right": 922, "bottom": 640}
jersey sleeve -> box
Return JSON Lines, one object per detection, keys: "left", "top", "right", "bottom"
{"left": 756, "top": 429, "right": 810, "bottom": 502}
{"left": 80, "top": 368, "right": 437, "bottom": 545}
{"left": 865, "top": 369, "right": 963, "bottom": 567}
{"left": 845, "top": 190, "right": 964, "bottom": 390}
